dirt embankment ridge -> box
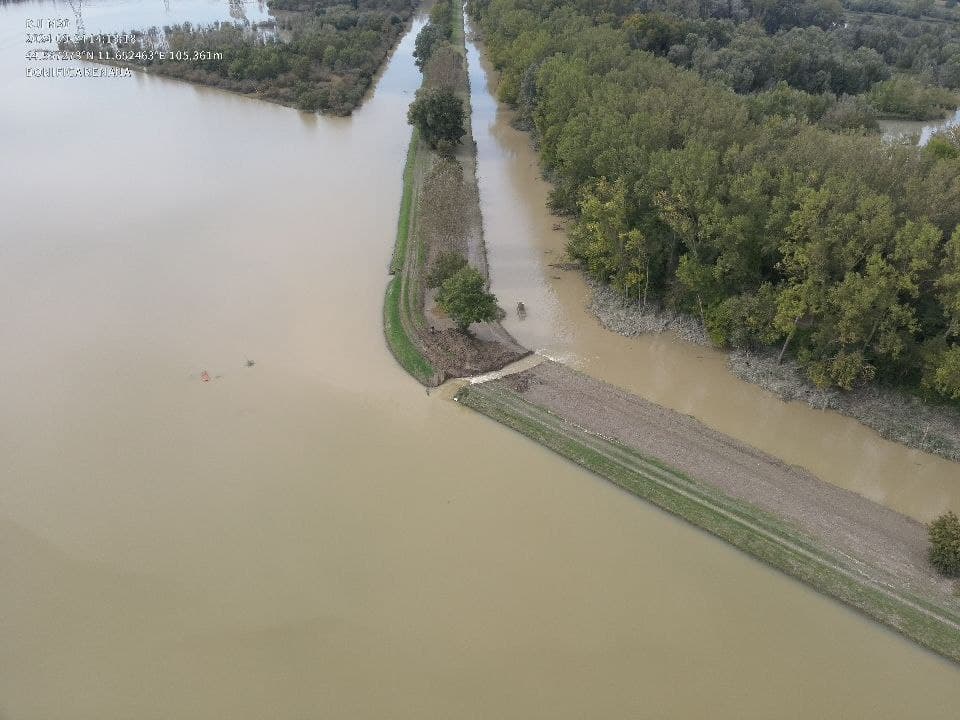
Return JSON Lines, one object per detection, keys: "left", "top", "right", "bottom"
{"left": 458, "top": 360, "right": 960, "bottom": 663}
{"left": 384, "top": 6, "right": 527, "bottom": 386}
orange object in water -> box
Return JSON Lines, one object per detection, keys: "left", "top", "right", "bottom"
{"left": 200, "top": 371, "right": 210, "bottom": 383}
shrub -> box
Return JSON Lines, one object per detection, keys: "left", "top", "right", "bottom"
{"left": 929, "top": 510, "right": 960, "bottom": 576}
{"left": 868, "top": 75, "right": 959, "bottom": 120}
{"left": 436, "top": 266, "right": 499, "bottom": 332}
{"left": 926, "top": 136, "right": 960, "bottom": 161}
{"left": 427, "top": 251, "right": 467, "bottom": 288}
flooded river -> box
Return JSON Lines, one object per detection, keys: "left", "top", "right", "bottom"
{"left": 2, "top": 2, "right": 960, "bottom": 718}
{"left": 467, "top": 29, "right": 960, "bottom": 524}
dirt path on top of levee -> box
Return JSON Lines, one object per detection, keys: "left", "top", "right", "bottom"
{"left": 486, "top": 360, "right": 960, "bottom": 610}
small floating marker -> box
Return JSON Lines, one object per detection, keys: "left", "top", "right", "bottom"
{"left": 200, "top": 370, "right": 210, "bottom": 383}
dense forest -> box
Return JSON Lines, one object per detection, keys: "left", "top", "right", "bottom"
{"left": 469, "top": 0, "right": 960, "bottom": 401}
{"left": 67, "top": 0, "right": 414, "bottom": 115}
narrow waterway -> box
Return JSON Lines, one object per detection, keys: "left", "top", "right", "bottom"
{"left": 466, "top": 25, "right": 960, "bottom": 523}
{"left": 2, "top": 3, "right": 960, "bottom": 718}
{"left": 880, "top": 107, "right": 960, "bottom": 145}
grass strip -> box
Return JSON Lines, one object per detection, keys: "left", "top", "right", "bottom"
{"left": 383, "top": 130, "right": 434, "bottom": 384}
{"left": 389, "top": 130, "right": 418, "bottom": 274}
{"left": 456, "top": 382, "right": 960, "bottom": 664}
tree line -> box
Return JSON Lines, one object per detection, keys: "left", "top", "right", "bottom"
{"left": 67, "top": 0, "right": 415, "bottom": 115}
{"left": 470, "top": 0, "right": 960, "bottom": 401}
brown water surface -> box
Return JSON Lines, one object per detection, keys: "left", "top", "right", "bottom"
{"left": 2, "top": 3, "right": 960, "bottom": 718}
{"left": 466, "top": 29, "right": 960, "bottom": 523}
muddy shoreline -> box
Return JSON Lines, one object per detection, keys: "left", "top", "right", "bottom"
{"left": 588, "top": 280, "right": 960, "bottom": 463}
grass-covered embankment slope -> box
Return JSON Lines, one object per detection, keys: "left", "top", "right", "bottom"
{"left": 457, "top": 368, "right": 960, "bottom": 664}
{"left": 384, "top": 129, "right": 436, "bottom": 385}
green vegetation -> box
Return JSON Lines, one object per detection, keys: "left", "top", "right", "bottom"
{"left": 384, "top": 131, "right": 435, "bottom": 384}
{"left": 390, "top": 131, "right": 418, "bottom": 275}
{"left": 930, "top": 510, "right": 960, "bottom": 576}
{"left": 470, "top": 0, "right": 960, "bottom": 400}
{"left": 457, "top": 378, "right": 960, "bottom": 664}
{"left": 68, "top": 0, "right": 415, "bottom": 115}
{"left": 436, "top": 266, "right": 499, "bottom": 331}
{"left": 413, "top": 0, "right": 456, "bottom": 68}
{"left": 407, "top": 87, "right": 467, "bottom": 149}
{"left": 409, "top": 0, "right": 466, "bottom": 148}
{"left": 591, "top": 1, "right": 960, "bottom": 112}
{"left": 928, "top": 131, "right": 960, "bottom": 161}
{"left": 384, "top": 0, "right": 475, "bottom": 384}
{"left": 426, "top": 250, "right": 468, "bottom": 288}
{"left": 868, "top": 75, "right": 959, "bottom": 120}
{"left": 414, "top": 23, "right": 446, "bottom": 69}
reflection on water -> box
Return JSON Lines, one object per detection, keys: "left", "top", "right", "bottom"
{"left": 1, "top": 2, "right": 960, "bottom": 718}
{"left": 879, "top": 107, "right": 960, "bottom": 145}
{"left": 46, "top": 0, "right": 273, "bottom": 33}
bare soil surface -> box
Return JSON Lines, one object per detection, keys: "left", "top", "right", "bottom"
{"left": 492, "top": 360, "right": 960, "bottom": 610}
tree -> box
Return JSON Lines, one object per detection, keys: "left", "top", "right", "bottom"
{"left": 407, "top": 87, "right": 466, "bottom": 149}
{"left": 929, "top": 510, "right": 960, "bottom": 576}
{"left": 429, "top": 0, "right": 454, "bottom": 38}
{"left": 926, "top": 136, "right": 960, "bottom": 161}
{"left": 471, "top": 0, "right": 960, "bottom": 397}
{"left": 427, "top": 251, "right": 467, "bottom": 288}
{"left": 938, "top": 227, "right": 960, "bottom": 336}
{"left": 924, "top": 343, "right": 960, "bottom": 400}
{"left": 436, "top": 266, "right": 499, "bottom": 331}
{"left": 414, "top": 23, "right": 444, "bottom": 70}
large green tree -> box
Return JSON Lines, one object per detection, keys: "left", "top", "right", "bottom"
{"left": 407, "top": 87, "right": 466, "bottom": 149}
{"left": 470, "top": 0, "right": 960, "bottom": 398}
{"left": 436, "top": 266, "right": 499, "bottom": 332}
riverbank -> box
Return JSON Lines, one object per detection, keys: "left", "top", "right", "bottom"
{"left": 383, "top": 3, "right": 527, "bottom": 385}
{"left": 588, "top": 280, "right": 960, "bottom": 463}
{"left": 457, "top": 360, "right": 960, "bottom": 664}
{"left": 64, "top": 0, "right": 416, "bottom": 115}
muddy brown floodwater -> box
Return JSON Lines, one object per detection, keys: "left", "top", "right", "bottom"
{"left": 879, "top": 108, "right": 960, "bottom": 145}
{"left": 466, "top": 27, "right": 960, "bottom": 524}
{"left": 2, "top": 3, "right": 960, "bottom": 718}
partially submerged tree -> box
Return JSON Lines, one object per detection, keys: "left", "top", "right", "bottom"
{"left": 436, "top": 266, "right": 499, "bottom": 332}
{"left": 929, "top": 510, "right": 960, "bottom": 576}
{"left": 407, "top": 87, "right": 466, "bottom": 149}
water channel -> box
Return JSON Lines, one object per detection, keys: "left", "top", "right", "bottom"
{"left": 1, "top": 2, "right": 959, "bottom": 717}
